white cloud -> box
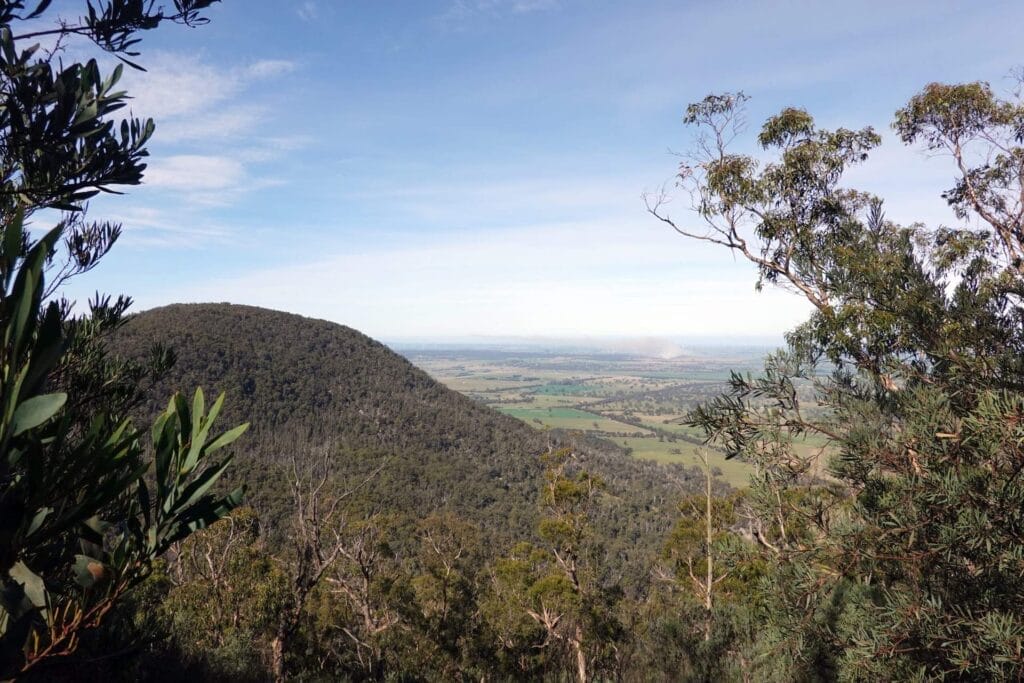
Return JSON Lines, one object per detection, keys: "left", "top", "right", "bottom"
{"left": 121, "top": 53, "right": 296, "bottom": 141}
{"left": 158, "top": 217, "right": 811, "bottom": 338}
{"left": 509, "top": 0, "right": 558, "bottom": 13}
{"left": 156, "top": 106, "right": 264, "bottom": 143}
{"left": 246, "top": 59, "right": 297, "bottom": 79}
{"left": 138, "top": 153, "right": 291, "bottom": 207}
{"left": 125, "top": 55, "right": 235, "bottom": 120}
{"left": 235, "top": 135, "right": 313, "bottom": 163}
{"left": 101, "top": 52, "right": 304, "bottom": 208}
{"left": 439, "top": 0, "right": 559, "bottom": 28}
{"left": 348, "top": 178, "right": 634, "bottom": 223}
{"left": 144, "top": 155, "right": 246, "bottom": 192}
{"left": 82, "top": 205, "right": 234, "bottom": 250}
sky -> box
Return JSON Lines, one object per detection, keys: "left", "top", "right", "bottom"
{"left": 43, "top": 0, "right": 1024, "bottom": 342}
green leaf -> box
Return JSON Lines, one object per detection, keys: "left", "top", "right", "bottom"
{"left": 173, "top": 456, "right": 233, "bottom": 513}
{"left": 25, "top": 507, "right": 52, "bottom": 537}
{"left": 20, "top": 302, "right": 67, "bottom": 395}
{"left": 205, "top": 422, "right": 249, "bottom": 455}
{"left": 190, "top": 386, "right": 205, "bottom": 442}
{"left": 11, "top": 392, "right": 67, "bottom": 436}
{"left": 205, "top": 391, "right": 225, "bottom": 431}
{"left": 183, "top": 391, "right": 234, "bottom": 472}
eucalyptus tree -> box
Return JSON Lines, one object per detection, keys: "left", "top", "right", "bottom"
{"left": 482, "top": 449, "right": 624, "bottom": 683}
{"left": 650, "top": 81, "right": 1024, "bottom": 678}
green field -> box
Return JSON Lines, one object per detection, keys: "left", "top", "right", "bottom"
{"left": 633, "top": 416, "right": 707, "bottom": 439}
{"left": 533, "top": 382, "right": 599, "bottom": 396}
{"left": 445, "top": 377, "right": 540, "bottom": 392}
{"left": 496, "top": 406, "right": 650, "bottom": 434}
{"left": 615, "top": 437, "right": 753, "bottom": 486}
{"left": 485, "top": 393, "right": 599, "bottom": 408}
{"left": 403, "top": 346, "right": 771, "bottom": 489}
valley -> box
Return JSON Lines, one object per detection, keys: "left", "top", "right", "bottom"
{"left": 396, "top": 344, "right": 774, "bottom": 487}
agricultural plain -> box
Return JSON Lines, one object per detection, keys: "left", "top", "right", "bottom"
{"left": 397, "top": 345, "right": 780, "bottom": 487}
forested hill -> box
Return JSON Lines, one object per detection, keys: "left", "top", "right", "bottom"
{"left": 112, "top": 303, "right": 692, "bottom": 550}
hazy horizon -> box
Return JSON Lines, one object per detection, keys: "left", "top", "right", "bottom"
{"left": 53, "top": 1, "right": 1024, "bottom": 340}
{"left": 384, "top": 332, "right": 783, "bottom": 347}
{"left": 385, "top": 333, "right": 783, "bottom": 361}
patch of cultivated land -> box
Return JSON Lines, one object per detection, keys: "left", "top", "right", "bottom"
{"left": 495, "top": 406, "right": 650, "bottom": 434}
{"left": 399, "top": 346, "right": 780, "bottom": 488}
{"left": 615, "top": 437, "right": 753, "bottom": 485}
{"left": 632, "top": 416, "right": 708, "bottom": 439}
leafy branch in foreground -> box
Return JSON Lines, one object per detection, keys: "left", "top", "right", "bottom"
{"left": 0, "top": 1, "right": 240, "bottom": 677}
{"left": 0, "top": 208, "right": 246, "bottom": 676}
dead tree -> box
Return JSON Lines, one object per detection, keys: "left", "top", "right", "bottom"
{"left": 271, "top": 449, "right": 385, "bottom": 683}
{"left": 325, "top": 516, "right": 400, "bottom": 677}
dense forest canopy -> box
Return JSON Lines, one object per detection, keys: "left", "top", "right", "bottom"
{"left": 109, "top": 303, "right": 701, "bottom": 547}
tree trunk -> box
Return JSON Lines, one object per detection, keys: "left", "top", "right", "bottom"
{"left": 705, "top": 451, "right": 713, "bottom": 642}
{"left": 271, "top": 632, "right": 285, "bottom": 683}
{"left": 272, "top": 614, "right": 297, "bottom": 683}
{"left": 573, "top": 625, "right": 588, "bottom": 683}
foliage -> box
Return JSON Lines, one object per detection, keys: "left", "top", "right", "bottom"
{"left": 0, "top": 1, "right": 248, "bottom": 677}
{"left": 483, "top": 449, "right": 625, "bottom": 682}
{"left": 160, "top": 507, "right": 287, "bottom": 680}
{"left": 110, "top": 303, "right": 701, "bottom": 565}
{"left": 0, "top": 234, "right": 246, "bottom": 674}
{"left": 650, "top": 79, "right": 1024, "bottom": 678}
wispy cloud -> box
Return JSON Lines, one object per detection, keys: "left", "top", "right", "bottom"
{"left": 235, "top": 135, "right": 314, "bottom": 164}
{"left": 297, "top": 1, "right": 318, "bottom": 22}
{"left": 144, "top": 155, "right": 246, "bottom": 193}
{"left": 59, "top": 0, "right": 1024, "bottom": 339}
{"left": 506, "top": 0, "right": 559, "bottom": 13}
{"left": 122, "top": 53, "right": 297, "bottom": 142}
{"left": 245, "top": 59, "right": 297, "bottom": 79}
{"left": 339, "top": 172, "right": 650, "bottom": 228}
{"left": 156, "top": 106, "right": 264, "bottom": 143}
{"left": 158, "top": 215, "right": 811, "bottom": 338}
{"left": 90, "top": 206, "right": 233, "bottom": 249}
{"left": 141, "top": 154, "right": 287, "bottom": 207}
{"left": 93, "top": 52, "right": 306, "bottom": 216}
{"left": 438, "top": 0, "right": 559, "bottom": 29}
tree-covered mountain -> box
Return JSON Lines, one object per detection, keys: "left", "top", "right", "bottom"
{"left": 111, "top": 303, "right": 696, "bottom": 555}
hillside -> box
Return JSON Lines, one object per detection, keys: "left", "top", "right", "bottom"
{"left": 111, "top": 304, "right": 697, "bottom": 554}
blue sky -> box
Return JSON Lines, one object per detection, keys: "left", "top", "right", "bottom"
{"left": 48, "top": 0, "right": 1024, "bottom": 341}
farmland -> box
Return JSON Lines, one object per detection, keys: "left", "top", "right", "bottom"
{"left": 396, "top": 344, "right": 784, "bottom": 487}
